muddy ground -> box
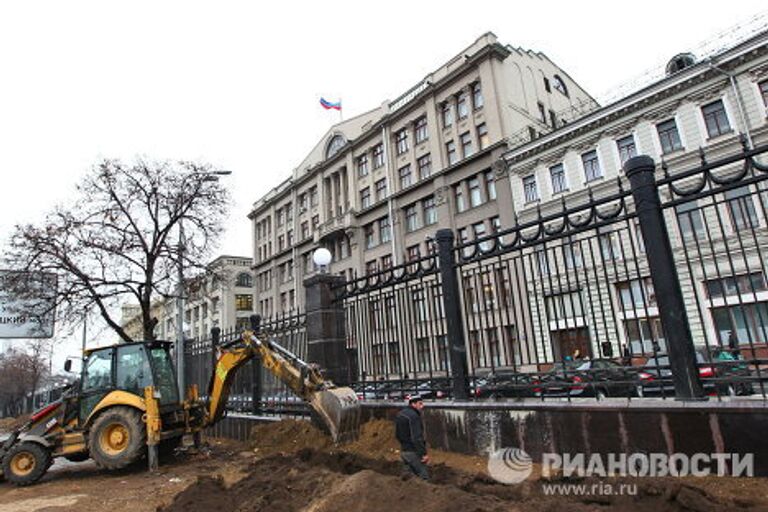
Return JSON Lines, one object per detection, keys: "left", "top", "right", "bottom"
{"left": 1, "top": 418, "right": 768, "bottom": 512}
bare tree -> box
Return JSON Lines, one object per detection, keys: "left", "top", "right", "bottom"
{"left": 3, "top": 159, "right": 230, "bottom": 342}
{"left": 0, "top": 341, "right": 50, "bottom": 417}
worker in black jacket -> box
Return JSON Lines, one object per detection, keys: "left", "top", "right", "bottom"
{"left": 395, "top": 394, "right": 429, "bottom": 480}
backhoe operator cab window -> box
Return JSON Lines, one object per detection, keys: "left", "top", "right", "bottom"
{"left": 148, "top": 346, "right": 179, "bottom": 405}
{"left": 116, "top": 345, "right": 152, "bottom": 396}
{"left": 83, "top": 349, "right": 113, "bottom": 390}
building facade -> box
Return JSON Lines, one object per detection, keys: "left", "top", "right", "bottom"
{"left": 121, "top": 255, "right": 256, "bottom": 343}
{"left": 249, "top": 32, "right": 596, "bottom": 318}
{"left": 500, "top": 28, "right": 768, "bottom": 366}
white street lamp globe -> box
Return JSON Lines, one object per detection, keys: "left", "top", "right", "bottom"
{"left": 313, "top": 248, "right": 332, "bottom": 267}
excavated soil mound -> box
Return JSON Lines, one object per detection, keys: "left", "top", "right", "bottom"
{"left": 160, "top": 447, "right": 765, "bottom": 512}
{"left": 159, "top": 420, "right": 768, "bottom": 512}
{"left": 250, "top": 419, "right": 331, "bottom": 456}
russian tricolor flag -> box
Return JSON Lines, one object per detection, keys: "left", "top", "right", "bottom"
{"left": 320, "top": 98, "right": 342, "bottom": 111}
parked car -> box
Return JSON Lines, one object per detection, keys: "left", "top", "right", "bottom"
{"left": 474, "top": 371, "right": 540, "bottom": 399}
{"left": 539, "top": 359, "right": 639, "bottom": 398}
{"left": 637, "top": 349, "right": 754, "bottom": 397}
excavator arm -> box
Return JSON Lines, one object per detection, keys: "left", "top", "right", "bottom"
{"left": 204, "top": 315, "right": 360, "bottom": 443}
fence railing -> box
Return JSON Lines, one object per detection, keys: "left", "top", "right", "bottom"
{"left": 337, "top": 141, "right": 768, "bottom": 403}
{"left": 185, "top": 311, "right": 309, "bottom": 416}
{"left": 188, "top": 143, "right": 768, "bottom": 416}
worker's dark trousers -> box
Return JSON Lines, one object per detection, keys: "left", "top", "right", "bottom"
{"left": 401, "top": 451, "right": 429, "bottom": 480}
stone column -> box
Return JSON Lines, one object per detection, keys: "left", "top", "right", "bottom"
{"left": 304, "top": 273, "right": 351, "bottom": 385}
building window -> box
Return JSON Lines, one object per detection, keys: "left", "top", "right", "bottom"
{"left": 373, "top": 144, "right": 384, "bottom": 168}
{"left": 454, "top": 184, "right": 467, "bottom": 213}
{"left": 616, "top": 135, "right": 637, "bottom": 165}
{"left": 309, "top": 187, "right": 318, "bottom": 207}
{"left": 360, "top": 187, "right": 371, "bottom": 209}
{"left": 357, "top": 154, "right": 369, "bottom": 177}
{"left": 365, "top": 260, "right": 378, "bottom": 276}
{"left": 676, "top": 200, "right": 706, "bottom": 241}
{"left": 712, "top": 303, "right": 768, "bottom": 346}
{"left": 552, "top": 75, "right": 568, "bottom": 96}
{"left": 468, "top": 177, "right": 482, "bottom": 207}
{"left": 298, "top": 193, "right": 308, "bottom": 212}
{"left": 277, "top": 234, "right": 285, "bottom": 251}
{"left": 725, "top": 186, "right": 758, "bottom": 230}
{"left": 414, "top": 116, "right": 428, "bottom": 144}
{"left": 381, "top": 254, "right": 392, "bottom": 270}
{"left": 706, "top": 272, "right": 767, "bottom": 300}
{"left": 477, "top": 123, "right": 489, "bottom": 150}
{"left": 457, "top": 91, "right": 469, "bottom": 119}
{"left": 423, "top": 196, "right": 437, "bottom": 225}
{"left": 550, "top": 164, "right": 567, "bottom": 194}
{"left": 312, "top": 215, "right": 320, "bottom": 230}
{"left": 656, "top": 119, "right": 683, "bottom": 154}
{"left": 375, "top": 178, "right": 387, "bottom": 202}
{"left": 582, "top": 150, "right": 602, "bottom": 182}
{"left": 760, "top": 80, "right": 768, "bottom": 106}
{"left": 523, "top": 175, "right": 538, "bottom": 203}
{"left": 549, "top": 110, "right": 558, "bottom": 129}
{"left": 702, "top": 100, "right": 731, "bottom": 138}
{"left": 236, "top": 272, "right": 253, "bottom": 287}
{"left": 472, "top": 82, "right": 484, "bottom": 109}
{"left": 441, "top": 102, "right": 453, "bottom": 128}
{"left": 417, "top": 154, "right": 432, "bottom": 180}
{"left": 404, "top": 204, "right": 420, "bottom": 232}
{"left": 543, "top": 76, "right": 551, "bottom": 92}
{"left": 484, "top": 171, "right": 496, "bottom": 201}
{"left": 617, "top": 277, "right": 656, "bottom": 311}
{"left": 235, "top": 294, "right": 253, "bottom": 311}
{"left": 379, "top": 216, "right": 391, "bottom": 243}
{"left": 398, "top": 164, "right": 412, "bottom": 189}
{"left": 406, "top": 244, "right": 421, "bottom": 262}
{"left": 599, "top": 231, "right": 622, "bottom": 261}
{"left": 395, "top": 128, "right": 409, "bottom": 155}
{"left": 537, "top": 102, "right": 546, "bottom": 123}
{"left": 364, "top": 224, "right": 376, "bottom": 249}
{"left": 624, "top": 317, "right": 665, "bottom": 354}
{"left": 446, "top": 140, "right": 458, "bottom": 165}
{"left": 460, "top": 131, "right": 474, "bottom": 158}
{"left": 300, "top": 221, "right": 309, "bottom": 240}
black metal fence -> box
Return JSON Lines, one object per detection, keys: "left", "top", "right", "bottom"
{"left": 189, "top": 143, "right": 768, "bottom": 416}
{"left": 337, "top": 141, "right": 768, "bottom": 402}
{"left": 185, "top": 311, "right": 309, "bottom": 416}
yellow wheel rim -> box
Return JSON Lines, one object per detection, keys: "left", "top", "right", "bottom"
{"left": 10, "top": 452, "right": 36, "bottom": 477}
{"left": 100, "top": 423, "right": 130, "bottom": 456}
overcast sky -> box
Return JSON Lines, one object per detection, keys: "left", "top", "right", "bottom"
{"left": 1, "top": 1, "right": 766, "bottom": 362}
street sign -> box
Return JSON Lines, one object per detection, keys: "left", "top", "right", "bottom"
{"left": 0, "top": 270, "right": 56, "bottom": 339}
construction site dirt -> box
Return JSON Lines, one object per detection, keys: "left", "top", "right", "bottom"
{"left": 1, "top": 419, "right": 768, "bottom": 512}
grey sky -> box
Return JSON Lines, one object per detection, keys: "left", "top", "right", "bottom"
{"left": 1, "top": 1, "right": 765, "bottom": 361}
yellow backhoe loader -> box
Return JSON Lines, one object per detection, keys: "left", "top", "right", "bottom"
{"left": 0, "top": 315, "right": 360, "bottom": 486}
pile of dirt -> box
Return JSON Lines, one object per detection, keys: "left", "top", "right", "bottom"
{"left": 0, "top": 414, "right": 29, "bottom": 433}
{"left": 160, "top": 447, "right": 764, "bottom": 512}
{"left": 342, "top": 418, "right": 400, "bottom": 459}
{"left": 249, "top": 419, "right": 331, "bottom": 456}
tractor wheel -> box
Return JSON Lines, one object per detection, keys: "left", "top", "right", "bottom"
{"left": 89, "top": 407, "right": 146, "bottom": 470}
{"left": 2, "top": 442, "right": 52, "bottom": 486}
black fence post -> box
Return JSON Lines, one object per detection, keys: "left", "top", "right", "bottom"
{"left": 436, "top": 228, "right": 470, "bottom": 400}
{"left": 625, "top": 155, "right": 705, "bottom": 400}
{"left": 304, "top": 273, "right": 351, "bottom": 386}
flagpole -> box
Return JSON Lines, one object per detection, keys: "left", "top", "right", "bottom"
{"left": 339, "top": 97, "right": 343, "bottom": 122}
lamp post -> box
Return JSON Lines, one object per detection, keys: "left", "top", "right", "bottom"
{"left": 175, "top": 169, "right": 231, "bottom": 400}
{"left": 312, "top": 247, "right": 332, "bottom": 274}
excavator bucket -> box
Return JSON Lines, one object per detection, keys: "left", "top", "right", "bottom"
{"left": 308, "top": 386, "right": 361, "bottom": 444}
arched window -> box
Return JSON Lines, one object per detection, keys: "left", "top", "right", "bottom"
{"left": 326, "top": 135, "right": 346, "bottom": 159}
{"left": 236, "top": 272, "right": 253, "bottom": 287}
{"left": 552, "top": 75, "right": 569, "bottom": 97}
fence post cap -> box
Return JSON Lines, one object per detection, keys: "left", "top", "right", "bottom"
{"left": 624, "top": 155, "right": 656, "bottom": 178}
{"left": 435, "top": 228, "right": 454, "bottom": 241}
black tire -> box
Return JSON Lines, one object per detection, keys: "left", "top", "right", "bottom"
{"left": 2, "top": 442, "right": 52, "bottom": 486}
{"left": 89, "top": 407, "right": 146, "bottom": 470}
